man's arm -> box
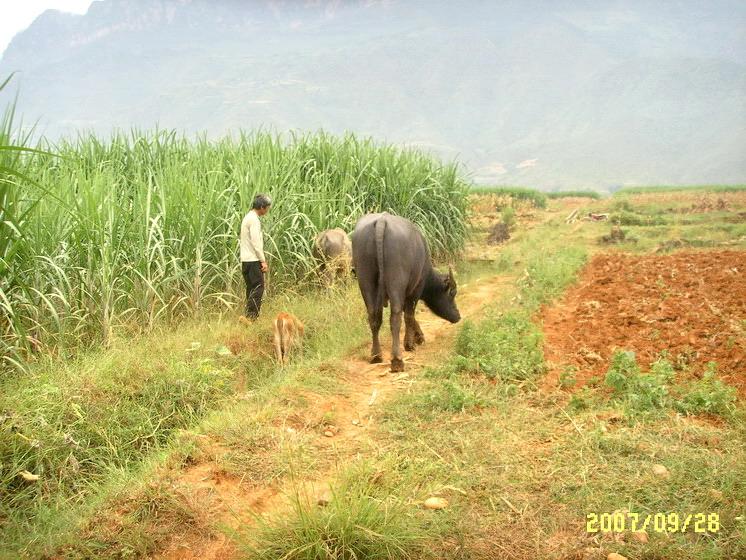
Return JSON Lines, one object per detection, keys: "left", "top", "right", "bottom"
{"left": 248, "top": 216, "right": 267, "bottom": 267}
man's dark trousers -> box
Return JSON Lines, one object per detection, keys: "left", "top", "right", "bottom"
{"left": 242, "top": 261, "right": 264, "bottom": 319}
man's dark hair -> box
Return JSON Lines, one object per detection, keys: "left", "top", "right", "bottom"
{"left": 252, "top": 194, "right": 272, "bottom": 210}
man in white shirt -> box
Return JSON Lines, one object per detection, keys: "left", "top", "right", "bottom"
{"left": 240, "top": 194, "right": 272, "bottom": 319}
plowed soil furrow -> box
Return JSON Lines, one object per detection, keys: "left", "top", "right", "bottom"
{"left": 541, "top": 250, "right": 746, "bottom": 395}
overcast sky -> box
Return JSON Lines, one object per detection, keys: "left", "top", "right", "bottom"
{"left": 0, "top": 1, "right": 93, "bottom": 56}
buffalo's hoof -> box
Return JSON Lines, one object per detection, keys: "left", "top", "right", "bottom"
{"left": 404, "top": 341, "right": 415, "bottom": 352}
{"left": 370, "top": 355, "right": 383, "bottom": 364}
{"left": 390, "top": 358, "right": 405, "bottom": 373}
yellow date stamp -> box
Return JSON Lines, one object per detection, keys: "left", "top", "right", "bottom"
{"left": 586, "top": 512, "right": 719, "bottom": 534}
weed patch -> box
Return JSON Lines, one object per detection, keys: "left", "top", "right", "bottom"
{"left": 452, "top": 313, "right": 544, "bottom": 382}
{"left": 604, "top": 351, "right": 737, "bottom": 419}
{"left": 674, "top": 363, "right": 738, "bottom": 417}
{"left": 243, "top": 471, "right": 426, "bottom": 560}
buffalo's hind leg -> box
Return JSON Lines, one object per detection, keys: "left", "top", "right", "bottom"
{"left": 405, "top": 301, "right": 425, "bottom": 347}
{"left": 390, "top": 302, "right": 405, "bottom": 372}
{"left": 367, "top": 305, "right": 383, "bottom": 363}
{"left": 414, "top": 318, "right": 425, "bottom": 345}
{"left": 358, "top": 266, "right": 384, "bottom": 363}
{"left": 403, "top": 300, "right": 417, "bottom": 352}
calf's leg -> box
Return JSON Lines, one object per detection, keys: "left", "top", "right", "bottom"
{"left": 273, "top": 321, "right": 283, "bottom": 364}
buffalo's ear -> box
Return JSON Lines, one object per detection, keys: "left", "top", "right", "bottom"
{"left": 445, "top": 266, "right": 457, "bottom": 296}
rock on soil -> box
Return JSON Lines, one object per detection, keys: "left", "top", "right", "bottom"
{"left": 317, "top": 490, "right": 333, "bottom": 506}
{"left": 423, "top": 497, "right": 448, "bottom": 510}
{"left": 541, "top": 251, "right": 746, "bottom": 396}
{"left": 631, "top": 530, "right": 649, "bottom": 543}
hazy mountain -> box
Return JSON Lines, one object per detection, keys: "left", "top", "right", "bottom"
{"left": 1, "top": 0, "right": 745, "bottom": 189}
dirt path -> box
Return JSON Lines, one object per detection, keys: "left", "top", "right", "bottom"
{"left": 155, "top": 271, "right": 514, "bottom": 559}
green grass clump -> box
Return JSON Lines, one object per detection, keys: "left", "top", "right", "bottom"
{"left": 452, "top": 312, "right": 544, "bottom": 382}
{"left": 244, "top": 477, "right": 425, "bottom": 560}
{"left": 383, "top": 376, "right": 496, "bottom": 425}
{"left": 519, "top": 245, "right": 588, "bottom": 306}
{"left": 547, "top": 190, "right": 602, "bottom": 199}
{"left": 469, "top": 185, "right": 548, "bottom": 208}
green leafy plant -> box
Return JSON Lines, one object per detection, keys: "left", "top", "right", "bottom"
{"left": 605, "top": 351, "right": 673, "bottom": 414}
{"left": 674, "top": 363, "right": 737, "bottom": 417}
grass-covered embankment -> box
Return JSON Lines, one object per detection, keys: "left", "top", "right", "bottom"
{"left": 1, "top": 280, "right": 371, "bottom": 558}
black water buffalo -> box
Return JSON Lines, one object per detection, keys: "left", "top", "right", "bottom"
{"left": 313, "top": 228, "right": 353, "bottom": 285}
{"left": 351, "top": 212, "right": 460, "bottom": 372}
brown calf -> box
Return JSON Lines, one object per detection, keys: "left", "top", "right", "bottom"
{"left": 273, "top": 312, "right": 305, "bottom": 365}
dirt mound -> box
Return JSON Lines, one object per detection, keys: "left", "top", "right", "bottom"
{"left": 487, "top": 222, "right": 511, "bottom": 244}
{"left": 681, "top": 196, "right": 731, "bottom": 213}
{"left": 541, "top": 251, "right": 746, "bottom": 395}
{"left": 655, "top": 238, "right": 690, "bottom": 253}
{"left": 598, "top": 225, "right": 633, "bottom": 245}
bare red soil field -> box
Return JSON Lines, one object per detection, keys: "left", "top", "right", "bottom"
{"left": 542, "top": 250, "right": 746, "bottom": 395}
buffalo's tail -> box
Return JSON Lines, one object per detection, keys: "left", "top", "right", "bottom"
{"left": 374, "top": 217, "right": 386, "bottom": 308}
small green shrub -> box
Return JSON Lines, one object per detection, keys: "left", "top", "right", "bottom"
{"left": 559, "top": 366, "right": 578, "bottom": 388}
{"left": 568, "top": 387, "right": 595, "bottom": 411}
{"left": 605, "top": 352, "right": 672, "bottom": 414}
{"left": 674, "top": 363, "right": 737, "bottom": 417}
{"left": 501, "top": 206, "right": 516, "bottom": 228}
{"left": 604, "top": 350, "right": 641, "bottom": 392}
{"left": 604, "top": 353, "right": 737, "bottom": 420}
{"left": 611, "top": 200, "right": 635, "bottom": 212}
